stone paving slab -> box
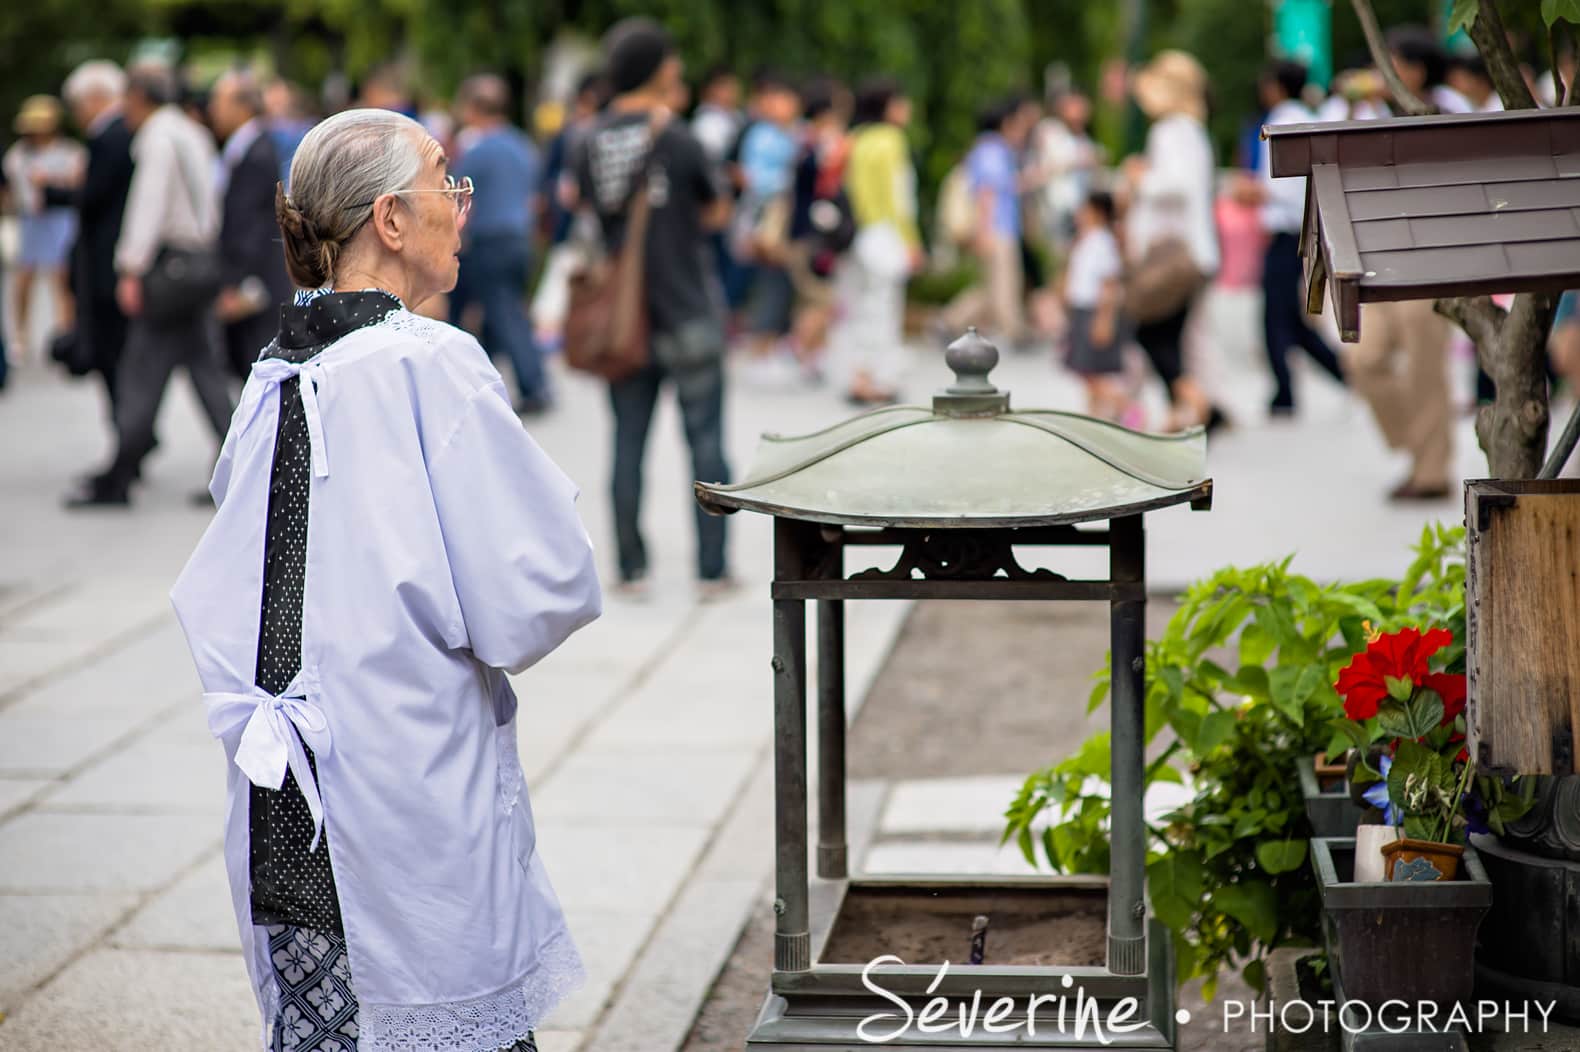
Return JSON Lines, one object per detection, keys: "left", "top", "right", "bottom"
{"left": 37, "top": 737, "right": 224, "bottom": 815}
{"left": 0, "top": 948, "right": 257, "bottom": 1051}
{"left": 0, "top": 812, "right": 217, "bottom": 894}
{"left": 0, "top": 711, "right": 163, "bottom": 780}
{"left": 112, "top": 852, "right": 236, "bottom": 953}
{"left": 536, "top": 822, "right": 713, "bottom": 919}
{"left": 544, "top": 908, "right": 655, "bottom": 1030}
{"left": 0, "top": 778, "right": 50, "bottom": 818}
{"left": 532, "top": 746, "right": 758, "bottom": 827}
{"left": 2, "top": 620, "right": 196, "bottom": 720}
{"left": 0, "top": 892, "right": 140, "bottom": 1013}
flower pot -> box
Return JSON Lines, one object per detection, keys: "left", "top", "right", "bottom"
{"left": 1381, "top": 837, "right": 1465, "bottom": 882}
{"left": 1311, "top": 837, "right": 1491, "bottom": 1011}
{"left": 1298, "top": 755, "right": 1359, "bottom": 839}
{"left": 1352, "top": 824, "right": 1402, "bottom": 884}
{"left": 1313, "top": 751, "right": 1348, "bottom": 779}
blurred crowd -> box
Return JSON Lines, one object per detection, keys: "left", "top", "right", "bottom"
{"left": 4, "top": 18, "right": 1580, "bottom": 523}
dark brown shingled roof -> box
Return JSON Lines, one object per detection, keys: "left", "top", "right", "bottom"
{"left": 1264, "top": 107, "right": 1580, "bottom": 340}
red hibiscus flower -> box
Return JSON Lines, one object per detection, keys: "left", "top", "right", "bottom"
{"left": 1421, "top": 671, "right": 1467, "bottom": 725}
{"left": 1333, "top": 627, "right": 1453, "bottom": 721}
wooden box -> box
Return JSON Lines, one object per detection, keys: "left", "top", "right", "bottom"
{"left": 1466, "top": 480, "right": 1580, "bottom": 775}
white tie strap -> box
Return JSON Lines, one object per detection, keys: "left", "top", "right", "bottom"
{"left": 247, "top": 357, "right": 329, "bottom": 478}
{"left": 205, "top": 671, "right": 333, "bottom": 851}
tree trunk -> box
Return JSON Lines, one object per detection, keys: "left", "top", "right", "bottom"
{"left": 1350, "top": 0, "right": 1558, "bottom": 480}
{"left": 1469, "top": 292, "right": 1559, "bottom": 478}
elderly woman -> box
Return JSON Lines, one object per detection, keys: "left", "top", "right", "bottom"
{"left": 170, "top": 108, "right": 601, "bottom": 1052}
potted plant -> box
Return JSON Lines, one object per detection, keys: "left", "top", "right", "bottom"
{"left": 1331, "top": 624, "right": 1529, "bottom": 883}
{"left": 1004, "top": 526, "right": 1471, "bottom": 999}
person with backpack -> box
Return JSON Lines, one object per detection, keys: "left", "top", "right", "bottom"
{"left": 938, "top": 96, "right": 1032, "bottom": 350}
{"left": 569, "top": 17, "right": 735, "bottom": 599}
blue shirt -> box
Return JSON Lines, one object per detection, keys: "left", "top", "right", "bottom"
{"left": 967, "top": 133, "right": 1019, "bottom": 239}
{"left": 455, "top": 125, "right": 538, "bottom": 240}
{"left": 739, "top": 122, "right": 797, "bottom": 198}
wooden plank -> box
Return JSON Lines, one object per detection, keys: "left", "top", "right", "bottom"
{"left": 1357, "top": 240, "right": 1580, "bottom": 295}
{"left": 1391, "top": 154, "right": 1559, "bottom": 189}
{"left": 1405, "top": 208, "right": 1580, "bottom": 250}
{"left": 1353, "top": 218, "right": 1412, "bottom": 253}
{"left": 1466, "top": 481, "right": 1580, "bottom": 775}
{"left": 1347, "top": 183, "right": 1487, "bottom": 221}
{"left": 1341, "top": 165, "right": 1399, "bottom": 191}
{"left": 1489, "top": 178, "right": 1580, "bottom": 211}
{"left": 1311, "top": 164, "right": 1364, "bottom": 278}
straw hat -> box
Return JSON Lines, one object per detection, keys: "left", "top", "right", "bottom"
{"left": 1133, "top": 51, "right": 1208, "bottom": 121}
{"left": 14, "top": 94, "right": 63, "bottom": 135}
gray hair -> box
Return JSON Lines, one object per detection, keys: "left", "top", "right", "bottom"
{"left": 214, "top": 68, "right": 264, "bottom": 115}
{"left": 276, "top": 108, "right": 427, "bottom": 288}
{"left": 63, "top": 60, "right": 126, "bottom": 105}
{"left": 126, "top": 62, "right": 179, "bottom": 106}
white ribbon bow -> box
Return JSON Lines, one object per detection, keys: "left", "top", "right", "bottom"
{"left": 205, "top": 672, "right": 333, "bottom": 851}
{"left": 246, "top": 357, "right": 329, "bottom": 478}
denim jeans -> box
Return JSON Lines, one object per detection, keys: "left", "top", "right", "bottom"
{"left": 452, "top": 234, "right": 547, "bottom": 404}
{"left": 608, "top": 347, "right": 730, "bottom": 582}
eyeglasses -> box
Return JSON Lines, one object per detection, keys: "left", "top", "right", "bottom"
{"left": 354, "top": 175, "right": 474, "bottom": 222}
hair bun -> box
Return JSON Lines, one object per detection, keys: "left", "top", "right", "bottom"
{"left": 275, "top": 182, "right": 333, "bottom": 288}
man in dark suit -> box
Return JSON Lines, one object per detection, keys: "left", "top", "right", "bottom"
{"left": 46, "top": 60, "right": 134, "bottom": 412}
{"left": 209, "top": 69, "right": 294, "bottom": 378}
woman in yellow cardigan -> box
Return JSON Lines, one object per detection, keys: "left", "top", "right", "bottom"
{"left": 831, "top": 77, "right": 921, "bottom": 405}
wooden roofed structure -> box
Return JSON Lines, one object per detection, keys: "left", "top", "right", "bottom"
{"left": 1265, "top": 107, "right": 1580, "bottom": 341}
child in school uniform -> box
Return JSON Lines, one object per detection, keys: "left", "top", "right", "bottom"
{"left": 1061, "top": 190, "right": 1128, "bottom": 420}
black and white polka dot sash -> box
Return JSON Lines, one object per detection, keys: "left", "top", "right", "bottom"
{"left": 246, "top": 358, "right": 330, "bottom": 478}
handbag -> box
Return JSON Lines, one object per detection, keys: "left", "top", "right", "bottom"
{"left": 563, "top": 117, "right": 664, "bottom": 382}
{"left": 141, "top": 136, "right": 223, "bottom": 325}
{"left": 1123, "top": 237, "right": 1205, "bottom": 325}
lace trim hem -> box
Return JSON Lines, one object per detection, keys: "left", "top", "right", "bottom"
{"left": 358, "top": 930, "right": 585, "bottom": 1052}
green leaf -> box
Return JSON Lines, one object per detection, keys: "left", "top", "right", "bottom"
{"left": 1061, "top": 733, "right": 1112, "bottom": 780}
{"left": 1377, "top": 689, "right": 1444, "bottom": 741}
{"left": 1268, "top": 665, "right": 1319, "bottom": 725}
{"left": 1229, "top": 665, "right": 1271, "bottom": 700}
{"left": 1156, "top": 765, "right": 1186, "bottom": 787}
{"left": 1147, "top": 851, "right": 1205, "bottom": 932}
{"left": 1256, "top": 838, "right": 1309, "bottom": 875}
{"left": 1331, "top": 717, "right": 1376, "bottom": 753}
{"left": 1017, "top": 825, "right": 1035, "bottom": 867}
{"left": 1196, "top": 710, "right": 1238, "bottom": 754}
{"left": 1403, "top": 814, "right": 1436, "bottom": 841}
{"left": 1216, "top": 880, "right": 1278, "bottom": 943}
{"left": 1238, "top": 623, "right": 1274, "bottom": 666}
{"left": 1385, "top": 675, "right": 1415, "bottom": 703}
{"left": 1254, "top": 602, "right": 1302, "bottom": 652}
{"left": 1241, "top": 957, "right": 1268, "bottom": 996}
{"left": 1544, "top": 0, "right": 1580, "bottom": 29}
{"left": 1086, "top": 673, "right": 1111, "bottom": 714}
{"left": 1448, "top": 0, "right": 1479, "bottom": 34}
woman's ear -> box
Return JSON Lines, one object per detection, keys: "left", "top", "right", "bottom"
{"left": 369, "top": 195, "right": 405, "bottom": 254}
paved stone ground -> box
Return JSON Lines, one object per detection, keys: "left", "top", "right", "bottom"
{"left": 0, "top": 277, "right": 1524, "bottom": 1051}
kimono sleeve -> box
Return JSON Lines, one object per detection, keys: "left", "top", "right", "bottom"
{"left": 429, "top": 381, "right": 602, "bottom": 674}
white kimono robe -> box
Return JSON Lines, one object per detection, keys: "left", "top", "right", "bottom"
{"left": 170, "top": 307, "right": 602, "bottom": 1051}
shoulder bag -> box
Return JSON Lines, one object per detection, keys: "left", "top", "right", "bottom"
{"left": 563, "top": 116, "right": 666, "bottom": 382}
{"left": 142, "top": 131, "right": 224, "bottom": 324}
